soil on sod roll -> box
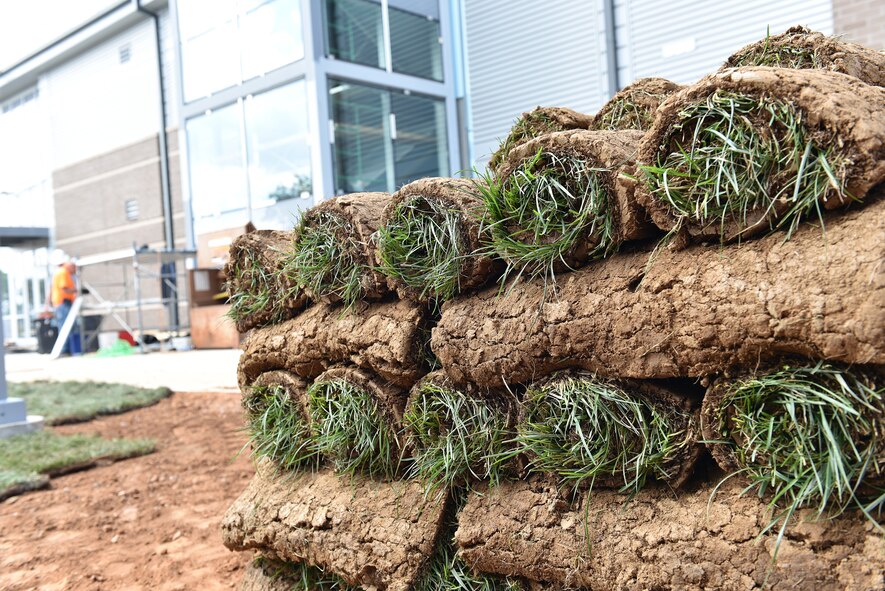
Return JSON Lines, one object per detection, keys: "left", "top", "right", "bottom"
{"left": 637, "top": 67, "right": 885, "bottom": 243}
{"left": 238, "top": 298, "right": 427, "bottom": 389}
{"left": 723, "top": 26, "right": 885, "bottom": 87}
{"left": 592, "top": 77, "right": 682, "bottom": 131}
{"left": 222, "top": 461, "right": 450, "bottom": 591}
{"left": 454, "top": 477, "right": 885, "bottom": 591}
{"left": 486, "top": 129, "right": 653, "bottom": 280}
{"left": 240, "top": 556, "right": 359, "bottom": 591}
{"left": 488, "top": 106, "right": 595, "bottom": 172}
{"left": 290, "top": 192, "right": 392, "bottom": 307}
{"left": 377, "top": 177, "right": 501, "bottom": 303}
{"left": 403, "top": 370, "right": 519, "bottom": 492}
{"left": 225, "top": 229, "right": 307, "bottom": 333}
{"left": 700, "top": 363, "right": 884, "bottom": 516}
{"left": 432, "top": 196, "right": 885, "bottom": 388}
{"left": 309, "top": 366, "right": 408, "bottom": 478}
{"left": 517, "top": 372, "right": 702, "bottom": 492}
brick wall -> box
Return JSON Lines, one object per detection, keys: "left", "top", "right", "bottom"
{"left": 833, "top": 0, "right": 885, "bottom": 49}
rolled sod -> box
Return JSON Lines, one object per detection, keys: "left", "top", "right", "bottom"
{"left": 592, "top": 77, "right": 682, "bottom": 131}
{"left": 403, "top": 370, "right": 518, "bottom": 493}
{"left": 225, "top": 229, "right": 307, "bottom": 333}
{"left": 288, "top": 192, "right": 392, "bottom": 308}
{"left": 376, "top": 177, "right": 500, "bottom": 303}
{"left": 480, "top": 129, "right": 654, "bottom": 282}
{"left": 488, "top": 106, "right": 594, "bottom": 172}
{"left": 723, "top": 26, "right": 885, "bottom": 87}
{"left": 454, "top": 477, "right": 885, "bottom": 590}
{"left": 238, "top": 298, "right": 427, "bottom": 389}
{"left": 701, "top": 363, "right": 884, "bottom": 529}
{"left": 222, "top": 461, "right": 451, "bottom": 591}
{"left": 242, "top": 371, "right": 317, "bottom": 471}
{"left": 638, "top": 67, "right": 885, "bottom": 243}
{"left": 308, "top": 366, "right": 407, "bottom": 479}
{"left": 432, "top": 196, "right": 885, "bottom": 388}
{"left": 517, "top": 372, "right": 701, "bottom": 492}
{"left": 240, "top": 556, "right": 359, "bottom": 591}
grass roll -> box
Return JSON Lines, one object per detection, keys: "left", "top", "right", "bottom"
{"left": 638, "top": 67, "right": 885, "bottom": 243}
{"left": 488, "top": 106, "right": 594, "bottom": 173}
{"left": 516, "top": 372, "right": 701, "bottom": 492}
{"left": 225, "top": 229, "right": 307, "bottom": 332}
{"left": 593, "top": 77, "right": 682, "bottom": 131}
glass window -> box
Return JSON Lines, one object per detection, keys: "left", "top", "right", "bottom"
{"left": 241, "top": 0, "right": 306, "bottom": 81}
{"left": 245, "top": 81, "right": 313, "bottom": 208}
{"left": 329, "top": 79, "right": 448, "bottom": 194}
{"left": 324, "top": 0, "right": 385, "bottom": 69}
{"left": 389, "top": 4, "right": 443, "bottom": 81}
{"left": 178, "top": 0, "right": 306, "bottom": 103}
{"left": 186, "top": 101, "right": 248, "bottom": 221}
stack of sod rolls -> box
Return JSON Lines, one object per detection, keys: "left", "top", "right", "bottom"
{"left": 222, "top": 27, "right": 884, "bottom": 591}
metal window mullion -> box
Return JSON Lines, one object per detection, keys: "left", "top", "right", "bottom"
{"left": 381, "top": 0, "right": 392, "bottom": 72}
{"left": 238, "top": 98, "right": 253, "bottom": 217}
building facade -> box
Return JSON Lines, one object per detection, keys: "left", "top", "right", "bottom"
{"left": 0, "top": 0, "right": 882, "bottom": 344}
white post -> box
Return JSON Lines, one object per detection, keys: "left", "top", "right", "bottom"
{"left": 0, "top": 313, "right": 43, "bottom": 437}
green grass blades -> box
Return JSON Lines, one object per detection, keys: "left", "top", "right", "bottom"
{"left": 517, "top": 376, "right": 693, "bottom": 493}
{"left": 0, "top": 430, "right": 155, "bottom": 477}
{"left": 308, "top": 378, "right": 402, "bottom": 478}
{"left": 641, "top": 90, "right": 851, "bottom": 240}
{"left": 715, "top": 363, "right": 884, "bottom": 549}
{"left": 9, "top": 381, "right": 170, "bottom": 425}
{"left": 478, "top": 150, "right": 615, "bottom": 284}
{"left": 287, "top": 212, "right": 363, "bottom": 308}
{"left": 252, "top": 555, "right": 361, "bottom": 590}
{"left": 416, "top": 536, "right": 524, "bottom": 591}
{"left": 227, "top": 250, "right": 290, "bottom": 327}
{"left": 595, "top": 93, "right": 665, "bottom": 131}
{"left": 244, "top": 384, "right": 318, "bottom": 471}
{"left": 489, "top": 110, "right": 562, "bottom": 170}
{"left": 404, "top": 382, "right": 513, "bottom": 495}
{"left": 377, "top": 196, "right": 467, "bottom": 303}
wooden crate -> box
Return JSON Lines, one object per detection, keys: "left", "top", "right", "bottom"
{"left": 190, "top": 304, "right": 239, "bottom": 349}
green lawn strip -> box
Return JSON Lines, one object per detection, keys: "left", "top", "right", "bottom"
{"left": 0, "top": 430, "right": 156, "bottom": 499}
{"left": 0, "top": 469, "right": 49, "bottom": 501}
{"left": 9, "top": 380, "right": 172, "bottom": 425}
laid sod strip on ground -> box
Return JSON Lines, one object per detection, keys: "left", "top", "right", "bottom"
{"left": 723, "top": 26, "right": 885, "bottom": 86}
{"left": 641, "top": 90, "right": 850, "bottom": 241}
{"left": 404, "top": 372, "right": 516, "bottom": 494}
{"left": 244, "top": 555, "right": 361, "bottom": 591}
{"left": 0, "top": 470, "right": 49, "bottom": 501}
{"left": 0, "top": 431, "right": 155, "bottom": 485}
{"left": 377, "top": 178, "right": 497, "bottom": 304}
{"left": 487, "top": 106, "right": 594, "bottom": 172}
{"left": 516, "top": 374, "right": 699, "bottom": 493}
{"left": 285, "top": 192, "right": 391, "bottom": 308}
{"left": 237, "top": 298, "right": 427, "bottom": 389}
{"left": 637, "top": 67, "right": 885, "bottom": 243}
{"left": 243, "top": 378, "right": 318, "bottom": 472}
{"left": 223, "top": 463, "right": 450, "bottom": 591}
{"left": 432, "top": 197, "right": 885, "bottom": 388}
{"left": 225, "top": 229, "right": 306, "bottom": 333}
{"left": 10, "top": 380, "right": 171, "bottom": 425}
{"left": 454, "top": 476, "right": 883, "bottom": 589}
{"left": 702, "top": 363, "right": 885, "bottom": 553}
{"left": 307, "top": 368, "right": 405, "bottom": 478}
{"left": 593, "top": 77, "right": 681, "bottom": 131}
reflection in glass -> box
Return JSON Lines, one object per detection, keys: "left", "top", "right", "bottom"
{"left": 389, "top": 5, "right": 443, "bottom": 81}
{"left": 181, "top": 21, "right": 240, "bottom": 101}
{"left": 324, "top": 0, "right": 385, "bottom": 69}
{"left": 186, "top": 101, "right": 248, "bottom": 220}
{"left": 241, "top": 0, "right": 305, "bottom": 81}
{"left": 329, "top": 79, "right": 448, "bottom": 194}
{"left": 177, "top": 0, "right": 236, "bottom": 40}
{"left": 245, "top": 81, "right": 313, "bottom": 209}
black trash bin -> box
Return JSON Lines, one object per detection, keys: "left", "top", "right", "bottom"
{"left": 33, "top": 317, "right": 58, "bottom": 354}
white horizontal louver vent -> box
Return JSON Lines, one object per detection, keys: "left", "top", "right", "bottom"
{"left": 125, "top": 199, "right": 139, "bottom": 221}
{"left": 119, "top": 43, "right": 131, "bottom": 64}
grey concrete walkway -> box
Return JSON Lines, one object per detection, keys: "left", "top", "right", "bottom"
{"left": 5, "top": 349, "right": 241, "bottom": 393}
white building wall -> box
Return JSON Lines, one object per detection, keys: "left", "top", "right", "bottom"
{"left": 618, "top": 0, "right": 834, "bottom": 85}
{"left": 462, "top": 0, "right": 608, "bottom": 169}
{"left": 42, "top": 15, "right": 173, "bottom": 170}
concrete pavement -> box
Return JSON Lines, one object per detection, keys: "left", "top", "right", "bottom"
{"left": 5, "top": 349, "right": 242, "bottom": 393}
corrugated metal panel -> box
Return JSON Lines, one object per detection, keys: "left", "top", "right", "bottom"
{"left": 463, "top": 0, "right": 608, "bottom": 167}
{"left": 618, "top": 0, "right": 834, "bottom": 86}
{"left": 44, "top": 19, "right": 161, "bottom": 169}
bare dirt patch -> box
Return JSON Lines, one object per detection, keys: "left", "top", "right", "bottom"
{"left": 0, "top": 391, "right": 253, "bottom": 591}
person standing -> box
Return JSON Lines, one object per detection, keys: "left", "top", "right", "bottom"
{"left": 51, "top": 259, "right": 81, "bottom": 356}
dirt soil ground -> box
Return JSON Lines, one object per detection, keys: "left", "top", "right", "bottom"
{"left": 0, "top": 391, "right": 254, "bottom": 591}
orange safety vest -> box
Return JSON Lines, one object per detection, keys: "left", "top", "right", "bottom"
{"left": 51, "top": 267, "right": 76, "bottom": 306}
